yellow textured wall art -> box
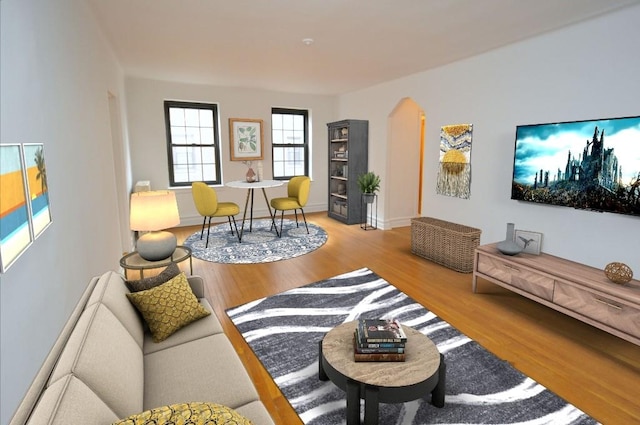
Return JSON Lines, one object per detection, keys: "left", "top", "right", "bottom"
{"left": 437, "top": 124, "right": 473, "bottom": 199}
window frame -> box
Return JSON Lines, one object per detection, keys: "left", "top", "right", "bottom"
{"left": 271, "top": 107, "right": 309, "bottom": 180}
{"left": 164, "top": 100, "right": 222, "bottom": 187}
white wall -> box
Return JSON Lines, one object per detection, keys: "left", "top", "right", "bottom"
{"left": 125, "top": 77, "right": 336, "bottom": 225}
{"left": 0, "top": 0, "right": 128, "bottom": 423}
{"left": 338, "top": 5, "right": 640, "bottom": 273}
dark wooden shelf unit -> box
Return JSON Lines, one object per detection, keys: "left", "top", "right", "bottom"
{"left": 327, "top": 119, "right": 368, "bottom": 224}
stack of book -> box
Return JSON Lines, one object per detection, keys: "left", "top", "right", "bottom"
{"left": 353, "top": 318, "right": 407, "bottom": 362}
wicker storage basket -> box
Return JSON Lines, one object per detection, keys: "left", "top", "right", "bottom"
{"left": 411, "top": 217, "right": 481, "bottom": 273}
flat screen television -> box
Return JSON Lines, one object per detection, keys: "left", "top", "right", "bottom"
{"left": 511, "top": 115, "right": 640, "bottom": 217}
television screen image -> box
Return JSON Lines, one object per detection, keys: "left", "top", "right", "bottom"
{"left": 511, "top": 115, "right": 640, "bottom": 217}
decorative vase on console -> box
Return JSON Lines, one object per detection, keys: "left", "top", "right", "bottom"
{"left": 497, "top": 223, "right": 523, "bottom": 256}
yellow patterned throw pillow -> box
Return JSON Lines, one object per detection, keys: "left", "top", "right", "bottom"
{"left": 126, "top": 272, "right": 210, "bottom": 342}
{"left": 113, "top": 402, "right": 253, "bottom": 425}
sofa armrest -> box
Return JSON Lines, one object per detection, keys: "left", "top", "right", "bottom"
{"left": 187, "top": 275, "right": 205, "bottom": 298}
{"left": 9, "top": 276, "right": 101, "bottom": 425}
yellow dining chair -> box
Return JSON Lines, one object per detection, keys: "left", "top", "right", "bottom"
{"left": 270, "top": 176, "right": 311, "bottom": 237}
{"left": 191, "top": 182, "right": 241, "bottom": 246}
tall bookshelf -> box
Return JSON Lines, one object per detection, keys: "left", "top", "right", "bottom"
{"left": 327, "top": 119, "right": 368, "bottom": 224}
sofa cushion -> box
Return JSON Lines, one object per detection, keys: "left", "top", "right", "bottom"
{"left": 112, "top": 402, "right": 252, "bottom": 425}
{"left": 144, "top": 334, "right": 259, "bottom": 411}
{"left": 49, "top": 303, "right": 144, "bottom": 418}
{"left": 127, "top": 273, "right": 211, "bottom": 342}
{"left": 26, "top": 375, "right": 119, "bottom": 425}
{"left": 143, "top": 298, "right": 224, "bottom": 355}
{"left": 86, "top": 270, "right": 145, "bottom": 347}
{"left": 125, "top": 262, "right": 181, "bottom": 292}
{"left": 186, "top": 275, "right": 206, "bottom": 298}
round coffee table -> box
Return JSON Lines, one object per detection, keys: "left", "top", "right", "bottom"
{"left": 318, "top": 321, "right": 445, "bottom": 425}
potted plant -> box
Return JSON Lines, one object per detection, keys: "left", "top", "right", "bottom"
{"left": 357, "top": 171, "right": 381, "bottom": 203}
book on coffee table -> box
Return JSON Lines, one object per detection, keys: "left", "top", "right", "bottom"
{"left": 353, "top": 319, "right": 408, "bottom": 362}
{"left": 353, "top": 331, "right": 406, "bottom": 362}
{"left": 354, "top": 352, "right": 406, "bottom": 362}
{"left": 357, "top": 318, "right": 407, "bottom": 343}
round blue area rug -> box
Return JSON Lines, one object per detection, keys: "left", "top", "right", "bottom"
{"left": 183, "top": 218, "right": 328, "bottom": 264}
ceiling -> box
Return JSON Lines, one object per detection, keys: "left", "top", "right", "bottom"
{"left": 88, "top": 0, "right": 640, "bottom": 96}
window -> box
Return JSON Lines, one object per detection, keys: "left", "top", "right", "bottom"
{"left": 164, "top": 101, "right": 221, "bottom": 186}
{"left": 271, "top": 108, "right": 309, "bottom": 179}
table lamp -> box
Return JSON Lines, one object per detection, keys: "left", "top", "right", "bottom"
{"left": 130, "top": 190, "right": 180, "bottom": 261}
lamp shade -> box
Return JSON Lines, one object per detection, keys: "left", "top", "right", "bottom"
{"left": 130, "top": 190, "right": 180, "bottom": 231}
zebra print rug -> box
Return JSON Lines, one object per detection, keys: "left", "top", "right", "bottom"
{"left": 226, "top": 268, "right": 598, "bottom": 425}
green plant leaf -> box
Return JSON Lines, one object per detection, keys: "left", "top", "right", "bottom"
{"left": 357, "top": 171, "right": 381, "bottom": 193}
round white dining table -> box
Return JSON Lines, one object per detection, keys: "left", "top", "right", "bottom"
{"left": 226, "top": 179, "right": 285, "bottom": 240}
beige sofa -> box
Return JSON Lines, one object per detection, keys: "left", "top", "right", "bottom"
{"left": 9, "top": 270, "right": 275, "bottom": 425}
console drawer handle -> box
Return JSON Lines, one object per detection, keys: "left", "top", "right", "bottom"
{"left": 502, "top": 264, "right": 520, "bottom": 272}
{"left": 594, "top": 298, "right": 623, "bottom": 311}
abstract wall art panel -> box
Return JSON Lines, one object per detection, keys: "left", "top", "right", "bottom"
{"left": 0, "top": 143, "right": 52, "bottom": 273}
{"left": 0, "top": 144, "right": 32, "bottom": 272}
{"left": 23, "top": 144, "right": 52, "bottom": 238}
{"left": 437, "top": 123, "right": 473, "bottom": 199}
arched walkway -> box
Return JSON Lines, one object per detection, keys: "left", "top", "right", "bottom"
{"left": 385, "top": 97, "right": 425, "bottom": 228}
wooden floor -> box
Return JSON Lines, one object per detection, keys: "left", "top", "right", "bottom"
{"left": 169, "top": 212, "right": 640, "bottom": 424}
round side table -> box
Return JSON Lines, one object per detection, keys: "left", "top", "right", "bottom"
{"left": 120, "top": 245, "right": 192, "bottom": 279}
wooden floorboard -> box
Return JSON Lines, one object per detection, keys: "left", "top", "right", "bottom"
{"left": 169, "top": 212, "right": 640, "bottom": 424}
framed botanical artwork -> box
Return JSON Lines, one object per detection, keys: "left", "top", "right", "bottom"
{"left": 229, "top": 118, "right": 264, "bottom": 161}
{"left": 515, "top": 229, "right": 543, "bottom": 255}
{"left": 0, "top": 144, "right": 33, "bottom": 272}
{"left": 23, "top": 143, "right": 52, "bottom": 238}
